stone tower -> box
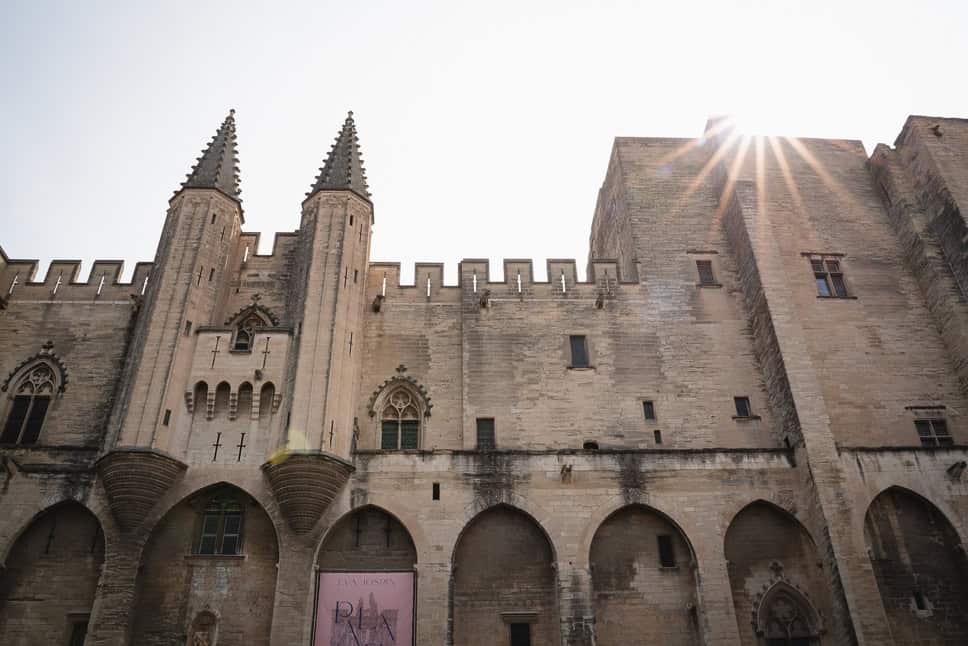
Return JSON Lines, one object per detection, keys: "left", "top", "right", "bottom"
{"left": 286, "top": 111, "right": 372, "bottom": 458}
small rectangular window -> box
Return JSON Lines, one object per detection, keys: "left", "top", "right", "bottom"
{"left": 209, "top": 268, "right": 215, "bottom": 282}
{"left": 810, "top": 255, "right": 850, "bottom": 298}
{"left": 696, "top": 260, "right": 716, "bottom": 286}
{"left": 654, "top": 429, "right": 663, "bottom": 444}
{"left": 510, "top": 622, "right": 532, "bottom": 646}
{"left": 349, "top": 215, "right": 355, "bottom": 227}
{"left": 643, "top": 400, "right": 656, "bottom": 421}
{"left": 657, "top": 534, "right": 676, "bottom": 567}
{"left": 915, "top": 419, "right": 952, "bottom": 447}
{"left": 477, "top": 418, "right": 496, "bottom": 450}
{"left": 163, "top": 409, "right": 171, "bottom": 426}
{"left": 432, "top": 482, "right": 440, "bottom": 500}
{"left": 354, "top": 269, "right": 359, "bottom": 284}
{"left": 569, "top": 335, "right": 589, "bottom": 368}
{"left": 734, "top": 397, "right": 752, "bottom": 418}
{"left": 184, "top": 320, "right": 192, "bottom": 336}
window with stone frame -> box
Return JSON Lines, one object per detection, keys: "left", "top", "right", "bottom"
{"left": 915, "top": 418, "right": 952, "bottom": 447}
{"left": 381, "top": 388, "right": 421, "bottom": 450}
{"left": 1, "top": 363, "right": 58, "bottom": 445}
{"left": 809, "top": 255, "right": 849, "bottom": 298}
{"left": 196, "top": 495, "right": 244, "bottom": 555}
{"left": 233, "top": 312, "right": 267, "bottom": 351}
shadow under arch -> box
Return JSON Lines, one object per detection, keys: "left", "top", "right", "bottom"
{"left": 136, "top": 477, "right": 283, "bottom": 551}
{"left": 861, "top": 484, "right": 968, "bottom": 550}
{"left": 448, "top": 503, "right": 561, "bottom": 646}
{"left": 0, "top": 500, "right": 105, "bottom": 645}
{"left": 130, "top": 480, "right": 280, "bottom": 645}
{"left": 863, "top": 485, "right": 968, "bottom": 642}
{"left": 589, "top": 503, "right": 702, "bottom": 646}
{"left": 0, "top": 497, "right": 110, "bottom": 567}
{"left": 576, "top": 494, "right": 701, "bottom": 570}
{"left": 315, "top": 504, "right": 418, "bottom": 570}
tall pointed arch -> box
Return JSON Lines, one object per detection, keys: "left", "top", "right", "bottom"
{"left": 1, "top": 343, "right": 67, "bottom": 445}
{"left": 864, "top": 486, "right": 968, "bottom": 642}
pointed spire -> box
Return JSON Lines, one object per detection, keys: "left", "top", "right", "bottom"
{"left": 307, "top": 111, "right": 371, "bottom": 202}
{"left": 180, "top": 109, "right": 241, "bottom": 202}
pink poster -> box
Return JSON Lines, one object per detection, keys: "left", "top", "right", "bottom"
{"left": 314, "top": 571, "right": 415, "bottom": 646}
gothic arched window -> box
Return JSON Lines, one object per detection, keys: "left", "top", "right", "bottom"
{"left": 233, "top": 313, "right": 266, "bottom": 352}
{"left": 1, "top": 363, "right": 58, "bottom": 445}
{"left": 761, "top": 588, "right": 821, "bottom": 646}
{"left": 196, "top": 495, "right": 244, "bottom": 555}
{"left": 381, "top": 388, "right": 420, "bottom": 450}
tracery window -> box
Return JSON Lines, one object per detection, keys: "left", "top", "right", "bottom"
{"left": 381, "top": 388, "right": 420, "bottom": 450}
{"left": 233, "top": 313, "right": 266, "bottom": 351}
{"left": 762, "top": 589, "right": 819, "bottom": 646}
{"left": 197, "top": 496, "right": 244, "bottom": 555}
{"left": 1, "top": 363, "right": 57, "bottom": 445}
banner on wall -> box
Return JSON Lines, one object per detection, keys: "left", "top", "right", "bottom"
{"left": 313, "top": 571, "right": 416, "bottom": 646}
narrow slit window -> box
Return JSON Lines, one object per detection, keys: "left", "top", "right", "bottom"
{"left": 569, "top": 335, "right": 589, "bottom": 368}
{"left": 696, "top": 260, "right": 716, "bottom": 286}
{"left": 657, "top": 534, "right": 676, "bottom": 567}
{"left": 354, "top": 269, "right": 359, "bottom": 284}
{"left": 654, "top": 429, "right": 662, "bottom": 444}
{"left": 432, "top": 482, "right": 440, "bottom": 500}
{"left": 734, "top": 397, "right": 752, "bottom": 418}
{"left": 643, "top": 400, "right": 656, "bottom": 421}
{"left": 184, "top": 320, "right": 192, "bottom": 336}
{"left": 476, "top": 418, "right": 496, "bottom": 450}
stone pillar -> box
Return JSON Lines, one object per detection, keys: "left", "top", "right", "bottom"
{"left": 556, "top": 563, "right": 596, "bottom": 646}
{"left": 697, "top": 551, "right": 743, "bottom": 645}
{"left": 271, "top": 535, "right": 316, "bottom": 644}
{"left": 86, "top": 536, "right": 141, "bottom": 646}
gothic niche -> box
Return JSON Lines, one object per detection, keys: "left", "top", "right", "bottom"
{"left": 755, "top": 583, "right": 822, "bottom": 646}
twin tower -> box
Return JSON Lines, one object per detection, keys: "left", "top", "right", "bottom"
{"left": 98, "top": 111, "right": 371, "bottom": 535}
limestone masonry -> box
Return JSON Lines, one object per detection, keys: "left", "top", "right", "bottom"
{"left": 1, "top": 111, "right": 967, "bottom": 646}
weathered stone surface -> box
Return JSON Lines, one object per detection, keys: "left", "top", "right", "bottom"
{"left": 95, "top": 447, "right": 187, "bottom": 532}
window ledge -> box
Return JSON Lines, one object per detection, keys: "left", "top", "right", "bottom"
{"left": 732, "top": 415, "right": 762, "bottom": 421}
{"left": 228, "top": 348, "right": 253, "bottom": 355}
{"left": 659, "top": 565, "right": 681, "bottom": 571}
{"left": 185, "top": 553, "right": 246, "bottom": 562}
{"left": 567, "top": 366, "right": 596, "bottom": 371}
{"left": 817, "top": 295, "right": 858, "bottom": 300}
{"left": 696, "top": 283, "right": 723, "bottom": 288}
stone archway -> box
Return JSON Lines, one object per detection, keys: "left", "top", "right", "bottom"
{"left": 864, "top": 487, "right": 968, "bottom": 644}
{"left": 317, "top": 505, "right": 417, "bottom": 570}
{"left": 725, "top": 501, "right": 831, "bottom": 645}
{"left": 452, "top": 504, "right": 559, "bottom": 646}
{"left": 590, "top": 504, "right": 700, "bottom": 644}
{"left": 130, "top": 483, "right": 279, "bottom": 645}
{"left": 0, "top": 502, "right": 104, "bottom": 645}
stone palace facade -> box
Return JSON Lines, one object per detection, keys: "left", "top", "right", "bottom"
{"left": 0, "top": 111, "right": 967, "bottom": 645}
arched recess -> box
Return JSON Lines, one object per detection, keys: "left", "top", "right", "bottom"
{"left": 590, "top": 504, "right": 700, "bottom": 645}
{"left": 452, "top": 504, "right": 560, "bottom": 646}
{"left": 724, "top": 501, "right": 830, "bottom": 645}
{"left": 864, "top": 487, "right": 968, "bottom": 643}
{"left": 317, "top": 505, "right": 418, "bottom": 570}
{"left": 366, "top": 366, "right": 432, "bottom": 450}
{"left": 131, "top": 483, "right": 279, "bottom": 645}
{"left": 0, "top": 501, "right": 104, "bottom": 645}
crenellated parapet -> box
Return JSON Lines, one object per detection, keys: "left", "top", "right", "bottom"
{"left": 0, "top": 258, "right": 154, "bottom": 302}
{"left": 367, "top": 258, "right": 639, "bottom": 306}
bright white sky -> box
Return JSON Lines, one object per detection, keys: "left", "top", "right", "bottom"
{"left": 1, "top": 0, "right": 965, "bottom": 284}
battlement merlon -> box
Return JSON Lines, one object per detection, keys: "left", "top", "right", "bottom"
{"left": 0, "top": 253, "right": 154, "bottom": 302}
{"left": 366, "top": 258, "right": 639, "bottom": 303}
